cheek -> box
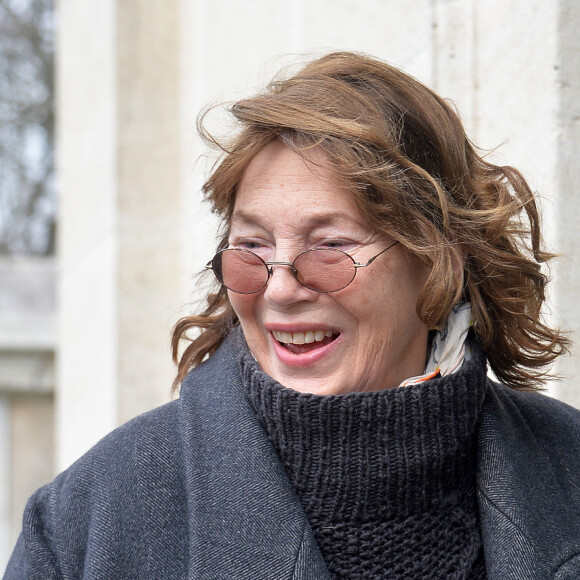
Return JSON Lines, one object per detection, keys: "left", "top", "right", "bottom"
{"left": 228, "top": 289, "right": 252, "bottom": 310}
{"left": 228, "top": 293, "right": 256, "bottom": 329}
{"left": 350, "top": 259, "right": 427, "bottom": 336}
{"left": 228, "top": 292, "right": 269, "bottom": 348}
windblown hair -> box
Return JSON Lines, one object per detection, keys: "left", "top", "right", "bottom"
{"left": 172, "top": 51, "right": 568, "bottom": 391}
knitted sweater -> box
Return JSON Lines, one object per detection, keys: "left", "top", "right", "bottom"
{"left": 242, "top": 351, "right": 488, "bottom": 579}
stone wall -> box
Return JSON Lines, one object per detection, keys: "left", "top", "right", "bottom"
{"left": 0, "top": 257, "right": 56, "bottom": 568}
{"left": 56, "top": 0, "right": 579, "bottom": 469}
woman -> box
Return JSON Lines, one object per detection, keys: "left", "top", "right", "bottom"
{"left": 6, "top": 52, "right": 580, "bottom": 579}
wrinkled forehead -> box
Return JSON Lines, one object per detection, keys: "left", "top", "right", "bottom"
{"left": 219, "top": 136, "right": 406, "bottom": 247}
{"left": 230, "top": 156, "right": 381, "bottom": 248}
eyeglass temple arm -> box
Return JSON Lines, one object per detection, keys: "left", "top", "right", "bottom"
{"left": 353, "top": 241, "right": 398, "bottom": 268}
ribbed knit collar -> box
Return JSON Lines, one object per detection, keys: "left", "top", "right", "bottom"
{"left": 241, "top": 338, "right": 488, "bottom": 523}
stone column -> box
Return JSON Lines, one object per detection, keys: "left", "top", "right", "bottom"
{"left": 57, "top": 0, "right": 182, "bottom": 469}
{"left": 0, "top": 397, "right": 10, "bottom": 569}
{"left": 555, "top": 0, "right": 580, "bottom": 407}
{"left": 432, "top": 0, "right": 579, "bottom": 399}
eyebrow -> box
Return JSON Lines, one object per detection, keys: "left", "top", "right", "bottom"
{"left": 230, "top": 210, "right": 363, "bottom": 230}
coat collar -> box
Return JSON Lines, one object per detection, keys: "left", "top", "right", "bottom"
{"left": 178, "top": 331, "right": 330, "bottom": 579}
{"left": 477, "top": 382, "right": 580, "bottom": 579}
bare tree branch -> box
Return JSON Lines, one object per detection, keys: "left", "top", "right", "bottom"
{"left": 0, "top": 0, "right": 55, "bottom": 255}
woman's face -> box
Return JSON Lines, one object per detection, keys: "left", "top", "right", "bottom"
{"left": 228, "top": 141, "right": 430, "bottom": 395}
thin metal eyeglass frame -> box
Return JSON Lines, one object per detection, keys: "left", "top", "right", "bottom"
{"left": 206, "top": 240, "right": 399, "bottom": 294}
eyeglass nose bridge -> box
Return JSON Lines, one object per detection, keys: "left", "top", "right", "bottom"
{"left": 263, "top": 260, "right": 300, "bottom": 283}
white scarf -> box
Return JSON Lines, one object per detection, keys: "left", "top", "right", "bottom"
{"left": 400, "top": 301, "right": 473, "bottom": 387}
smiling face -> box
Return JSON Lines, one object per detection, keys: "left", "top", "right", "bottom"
{"left": 228, "top": 141, "right": 430, "bottom": 395}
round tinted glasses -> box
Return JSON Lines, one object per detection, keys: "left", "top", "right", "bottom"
{"left": 206, "top": 241, "right": 398, "bottom": 294}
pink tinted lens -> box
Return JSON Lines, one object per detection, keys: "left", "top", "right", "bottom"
{"left": 217, "top": 250, "right": 268, "bottom": 293}
{"left": 294, "top": 249, "right": 355, "bottom": 292}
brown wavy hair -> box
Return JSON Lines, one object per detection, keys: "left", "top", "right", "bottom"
{"left": 172, "top": 51, "right": 568, "bottom": 391}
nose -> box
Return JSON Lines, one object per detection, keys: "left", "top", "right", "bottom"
{"left": 263, "top": 262, "right": 317, "bottom": 307}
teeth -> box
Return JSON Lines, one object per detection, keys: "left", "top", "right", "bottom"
{"left": 278, "top": 331, "right": 292, "bottom": 343}
{"left": 272, "top": 329, "right": 337, "bottom": 345}
{"left": 293, "top": 333, "right": 305, "bottom": 344}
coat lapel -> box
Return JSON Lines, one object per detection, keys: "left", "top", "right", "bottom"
{"left": 477, "top": 383, "right": 580, "bottom": 579}
{"left": 178, "top": 333, "right": 330, "bottom": 579}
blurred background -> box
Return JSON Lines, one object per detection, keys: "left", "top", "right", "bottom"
{"left": 1, "top": 0, "right": 579, "bottom": 569}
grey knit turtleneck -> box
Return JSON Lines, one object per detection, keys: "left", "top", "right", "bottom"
{"left": 241, "top": 342, "right": 488, "bottom": 579}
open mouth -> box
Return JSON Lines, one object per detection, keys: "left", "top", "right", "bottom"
{"left": 272, "top": 329, "right": 339, "bottom": 355}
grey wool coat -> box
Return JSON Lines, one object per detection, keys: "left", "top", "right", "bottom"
{"left": 5, "top": 331, "right": 580, "bottom": 579}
